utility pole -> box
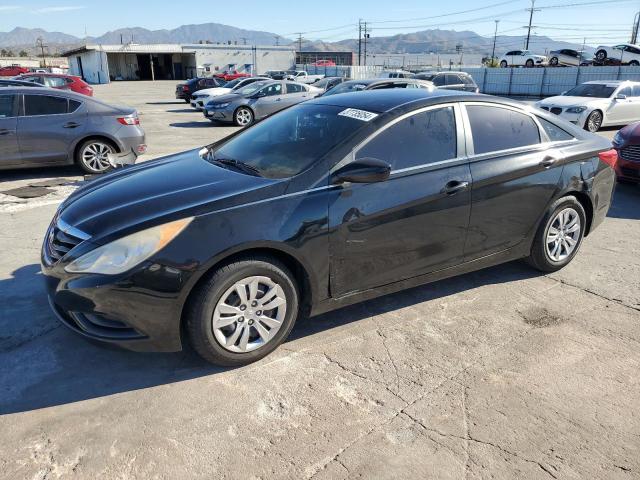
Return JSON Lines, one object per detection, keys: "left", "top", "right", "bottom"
{"left": 274, "top": 36, "right": 280, "bottom": 46}
{"left": 491, "top": 20, "right": 499, "bottom": 63}
{"left": 632, "top": 11, "right": 640, "bottom": 44}
{"left": 358, "top": 19, "right": 362, "bottom": 66}
{"left": 363, "top": 22, "right": 369, "bottom": 66}
{"left": 525, "top": 0, "right": 539, "bottom": 50}
{"left": 36, "top": 37, "right": 47, "bottom": 68}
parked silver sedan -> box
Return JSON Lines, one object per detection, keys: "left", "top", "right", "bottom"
{"left": 0, "top": 87, "right": 146, "bottom": 173}
{"left": 203, "top": 80, "right": 322, "bottom": 126}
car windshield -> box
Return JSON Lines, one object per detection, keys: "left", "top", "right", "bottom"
{"left": 323, "top": 82, "right": 369, "bottom": 96}
{"left": 235, "top": 81, "right": 270, "bottom": 96}
{"left": 224, "top": 79, "right": 242, "bottom": 89}
{"left": 564, "top": 84, "right": 616, "bottom": 98}
{"left": 211, "top": 104, "right": 371, "bottom": 179}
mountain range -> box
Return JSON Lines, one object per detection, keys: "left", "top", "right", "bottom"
{"left": 0, "top": 23, "right": 593, "bottom": 57}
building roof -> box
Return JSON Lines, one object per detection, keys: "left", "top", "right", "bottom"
{"left": 62, "top": 43, "right": 295, "bottom": 57}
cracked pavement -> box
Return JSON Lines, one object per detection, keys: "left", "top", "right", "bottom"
{"left": 1, "top": 81, "right": 639, "bottom": 479}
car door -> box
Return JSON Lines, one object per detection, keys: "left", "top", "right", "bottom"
{"left": 608, "top": 85, "right": 640, "bottom": 124}
{"left": 461, "top": 103, "right": 565, "bottom": 259}
{"left": 328, "top": 104, "right": 472, "bottom": 296}
{"left": 0, "top": 93, "right": 21, "bottom": 166}
{"left": 253, "top": 82, "right": 285, "bottom": 119}
{"left": 282, "top": 83, "right": 308, "bottom": 107}
{"left": 17, "top": 94, "right": 87, "bottom": 165}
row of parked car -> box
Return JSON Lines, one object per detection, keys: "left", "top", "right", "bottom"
{"left": 498, "top": 43, "right": 640, "bottom": 68}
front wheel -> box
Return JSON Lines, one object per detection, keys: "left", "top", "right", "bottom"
{"left": 500, "top": 60, "right": 508, "bottom": 68}
{"left": 186, "top": 256, "right": 300, "bottom": 366}
{"left": 550, "top": 57, "right": 559, "bottom": 66}
{"left": 525, "top": 59, "right": 534, "bottom": 67}
{"left": 595, "top": 49, "right": 607, "bottom": 61}
{"left": 629, "top": 60, "right": 639, "bottom": 66}
{"left": 585, "top": 110, "right": 603, "bottom": 132}
{"left": 76, "top": 139, "right": 115, "bottom": 174}
{"left": 526, "top": 196, "right": 586, "bottom": 272}
{"left": 234, "top": 106, "right": 254, "bottom": 127}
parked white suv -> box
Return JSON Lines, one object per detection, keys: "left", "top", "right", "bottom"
{"left": 535, "top": 80, "right": 640, "bottom": 132}
{"left": 499, "top": 50, "right": 547, "bottom": 68}
{"left": 594, "top": 44, "right": 640, "bottom": 66}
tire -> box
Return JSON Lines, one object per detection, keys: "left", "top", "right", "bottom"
{"left": 550, "top": 57, "right": 559, "bottom": 66}
{"left": 584, "top": 110, "right": 603, "bottom": 133}
{"left": 233, "top": 106, "right": 254, "bottom": 127}
{"left": 595, "top": 49, "right": 607, "bottom": 61}
{"left": 184, "top": 98, "right": 190, "bottom": 103}
{"left": 76, "top": 139, "right": 116, "bottom": 174}
{"left": 526, "top": 196, "right": 586, "bottom": 273}
{"left": 629, "top": 60, "right": 639, "bottom": 66}
{"left": 500, "top": 60, "right": 508, "bottom": 68}
{"left": 525, "top": 59, "right": 534, "bottom": 68}
{"left": 186, "top": 256, "right": 300, "bottom": 366}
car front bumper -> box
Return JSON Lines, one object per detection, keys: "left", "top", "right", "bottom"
{"left": 538, "top": 107, "right": 589, "bottom": 127}
{"left": 204, "top": 108, "right": 233, "bottom": 122}
{"left": 615, "top": 156, "right": 640, "bottom": 182}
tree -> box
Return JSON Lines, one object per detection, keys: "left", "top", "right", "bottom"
{"left": 5, "top": 49, "right": 15, "bottom": 57}
{"left": 0, "top": 49, "right": 7, "bottom": 57}
{"left": 19, "top": 50, "right": 29, "bottom": 57}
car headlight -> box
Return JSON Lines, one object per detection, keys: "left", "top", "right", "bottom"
{"left": 566, "top": 106, "right": 587, "bottom": 113}
{"left": 65, "top": 217, "right": 193, "bottom": 275}
{"left": 613, "top": 131, "right": 624, "bottom": 146}
{"left": 210, "top": 102, "right": 230, "bottom": 109}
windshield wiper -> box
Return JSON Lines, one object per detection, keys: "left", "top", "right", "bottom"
{"left": 211, "top": 157, "right": 263, "bottom": 177}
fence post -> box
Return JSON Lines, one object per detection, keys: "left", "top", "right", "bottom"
{"left": 539, "top": 67, "right": 546, "bottom": 97}
{"left": 507, "top": 67, "right": 513, "bottom": 96}
{"left": 482, "top": 67, "right": 487, "bottom": 93}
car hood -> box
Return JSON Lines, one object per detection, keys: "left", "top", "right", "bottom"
{"left": 539, "top": 95, "right": 607, "bottom": 107}
{"left": 193, "top": 87, "right": 231, "bottom": 97}
{"left": 206, "top": 92, "right": 245, "bottom": 104}
{"left": 59, "top": 149, "right": 284, "bottom": 243}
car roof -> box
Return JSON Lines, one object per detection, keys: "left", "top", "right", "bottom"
{"left": 309, "top": 88, "right": 490, "bottom": 113}
{"left": 583, "top": 80, "right": 636, "bottom": 85}
{"left": 0, "top": 86, "right": 88, "bottom": 99}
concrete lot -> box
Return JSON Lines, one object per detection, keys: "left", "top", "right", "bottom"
{"left": 1, "top": 81, "right": 639, "bottom": 479}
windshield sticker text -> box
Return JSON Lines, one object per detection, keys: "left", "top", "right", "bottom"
{"left": 338, "top": 108, "right": 379, "bottom": 122}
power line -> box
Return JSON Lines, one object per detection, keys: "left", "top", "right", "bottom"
{"left": 368, "top": 0, "right": 520, "bottom": 24}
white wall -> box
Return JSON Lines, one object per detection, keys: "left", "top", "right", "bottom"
{"left": 189, "top": 46, "right": 295, "bottom": 76}
{"left": 67, "top": 50, "right": 110, "bottom": 84}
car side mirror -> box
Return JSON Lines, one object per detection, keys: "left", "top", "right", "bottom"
{"left": 616, "top": 93, "right": 627, "bottom": 100}
{"left": 332, "top": 158, "right": 391, "bottom": 184}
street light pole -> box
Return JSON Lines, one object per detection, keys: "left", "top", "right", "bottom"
{"left": 491, "top": 20, "right": 499, "bottom": 63}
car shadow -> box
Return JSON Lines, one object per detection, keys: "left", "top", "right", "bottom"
{"left": 607, "top": 182, "right": 640, "bottom": 220}
{"left": 0, "top": 165, "right": 84, "bottom": 183}
{"left": 0, "top": 259, "right": 540, "bottom": 415}
{"left": 166, "top": 108, "right": 199, "bottom": 113}
{"left": 146, "top": 101, "right": 186, "bottom": 105}
{"left": 169, "top": 121, "right": 215, "bottom": 128}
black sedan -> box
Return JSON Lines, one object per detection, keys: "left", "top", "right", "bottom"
{"left": 175, "top": 77, "right": 226, "bottom": 102}
{"left": 42, "top": 89, "right": 616, "bottom": 366}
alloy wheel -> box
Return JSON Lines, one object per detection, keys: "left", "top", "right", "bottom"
{"left": 545, "top": 208, "right": 581, "bottom": 262}
{"left": 586, "top": 111, "right": 602, "bottom": 132}
{"left": 235, "top": 108, "right": 253, "bottom": 126}
{"left": 212, "top": 276, "right": 287, "bottom": 353}
{"left": 81, "top": 142, "right": 114, "bottom": 173}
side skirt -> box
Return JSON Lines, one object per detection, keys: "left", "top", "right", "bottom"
{"left": 310, "top": 243, "right": 531, "bottom": 317}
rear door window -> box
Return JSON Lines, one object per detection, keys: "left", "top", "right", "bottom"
{"left": 466, "top": 105, "right": 540, "bottom": 155}
{"left": 44, "top": 77, "right": 67, "bottom": 87}
{"left": 260, "top": 83, "right": 282, "bottom": 96}
{"left": 286, "top": 83, "right": 305, "bottom": 93}
{"left": 356, "top": 106, "right": 457, "bottom": 170}
{"left": 432, "top": 75, "right": 446, "bottom": 87}
{"left": 0, "top": 94, "right": 16, "bottom": 118}
{"left": 445, "top": 74, "right": 461, "bottom": 86}
{"left": 24, "top": 95, "right": 69, "bottom": 116}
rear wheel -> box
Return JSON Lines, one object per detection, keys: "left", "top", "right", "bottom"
{"left": 234, "top": 106, "right": 254, "bottom": 127}
{"left": 526, "top": 59, "right": 534, "bottom": 67}
{"left": 629, "top": 60, "right": 639, "bottom": 66}
{"left": 585, "top": 110, "right": 603, "bottom": 132}
{"left": 500, "top": 60, "right": 508, "bottom": 68}
{"left": 186, "top": 256, "right": 300, "bottom": 366}
{"left": 550, "top": 57, "right": 559, "bottom": 66}
{"left": 526, "top": 196, "right": 586, "bottom": 272}
{"left": 595, "top": 49, "right": 607, "bottom": 61}
{"left": 76, "top": 139, "right": 115, "bottom": 174}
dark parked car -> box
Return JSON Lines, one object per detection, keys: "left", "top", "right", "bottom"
{"left": 15, "top": 73, "right": 94, "bottom": 96}
{"left": 0, "top": 79, "right": 42, "bottom": 88}
{"left": 41, "top": 89, "right": 616, "bottom": 366}
{"left": 262, "top": 70, "right": 288, "bottom": 80}
{"left": 313, "top": 76, "right": 349, "bottom": 92}
{"left": 175, "top": 77, "right": 226, "bottom": 102}
{"left": 413, "top": 71, "right": 479, "bottom": 92}
{"left": 322, "top": 78, "right": 434, "bottom": 96}
{"left": 612, "top": 121, "right": 640, "bottom": 182}
{"left": 0, "top": 87, "right": 146, "bottom": 173}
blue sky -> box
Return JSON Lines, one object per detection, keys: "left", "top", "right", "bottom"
{"left": 0, "top": 0, "right": 637, "bottom": 46}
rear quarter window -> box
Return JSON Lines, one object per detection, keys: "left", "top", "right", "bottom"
{"left": 466, "top": 105, "right": 540, "bottom": 155}
{"left": 537, "top": 117, "right": 574, "bottom": 142}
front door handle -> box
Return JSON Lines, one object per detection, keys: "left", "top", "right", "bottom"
{"left": 63, "top": 122, "right": 80, "bottom": 128}
{"left": 443, "top": 180, "right": 470, "bottom": 195}
{"left": 540, "top": 155, "right": 559, "bottom": 168}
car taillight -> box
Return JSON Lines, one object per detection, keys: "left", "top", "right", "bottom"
{"left": 182, "top": 85, "right": 189, "bottom": 91}
{"left": 117, "top": 116, "right": 140, "bottom": 125}
{"left": 598, "top": 149, "right": 618, "bottom": 168}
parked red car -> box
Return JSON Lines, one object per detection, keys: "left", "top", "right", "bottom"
{"left": 14, "top": 73, "right": 94, "bottom": 96}
{"left": 612, "top": 121, "right": 640, "bottom": 183}
{"left": 312, "top": 59, "right": 336, "bottom": 67}
{"left": 0, "top": 65, "right": 29, "bottom": 77}
{"left": 213, "top": 70, "right": 251, "bottom": 81}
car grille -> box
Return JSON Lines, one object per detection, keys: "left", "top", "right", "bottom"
{"left": 45, "top": 217, "right": 89, "bottom": 264}
{"left": 620, "top": 167, "right": 640, "bottom": 178}
{"left": 550, "top": 107, "right": 563, "bottom": 115}
{"left": 619, "top": 145, "right": 640, "bottom": 163}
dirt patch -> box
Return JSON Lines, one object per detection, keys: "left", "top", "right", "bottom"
{"left": 518, "top": 307, "right": 564, "bottom": 328}
{"left": 0, "top": 186, "right": 54, "bottom": 199}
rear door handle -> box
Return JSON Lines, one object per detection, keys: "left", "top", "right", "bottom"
{"left": 443, "top": 180, "right": 470, "bottom": 195}
{"left": 540, "top": 155, "right": 559, "bottom": 168}
{"left": 63, "top": 122, "right": 80, "bottom": 128}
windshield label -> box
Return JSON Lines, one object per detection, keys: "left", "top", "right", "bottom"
{"left": 338, "top": 108, "right": 378, "bottom": 122}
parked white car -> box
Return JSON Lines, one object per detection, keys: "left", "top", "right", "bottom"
{"left": 190, "top": 77, "right": 269, "bottom": 110}
{"left": 499, "top": 50, "right": 547, "bottom": 68}
{"left": 594, "top": 44, "right": 640, "bottom": 66}
{"left": 548, "top": 49, "right": 583, "bottom": 67}
{"left": 535, "top": 80, "right": 640, "bottom": 132}
{"left": 284, "top": 70, "right": 324, "bottom": 84}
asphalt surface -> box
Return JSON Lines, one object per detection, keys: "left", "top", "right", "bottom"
{"left": 1, "top": 81, "right": 639, "bottom": 479}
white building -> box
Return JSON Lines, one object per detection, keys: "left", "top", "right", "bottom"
{"left": 63, "top": 43, "right": 296, "bottom": 84}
